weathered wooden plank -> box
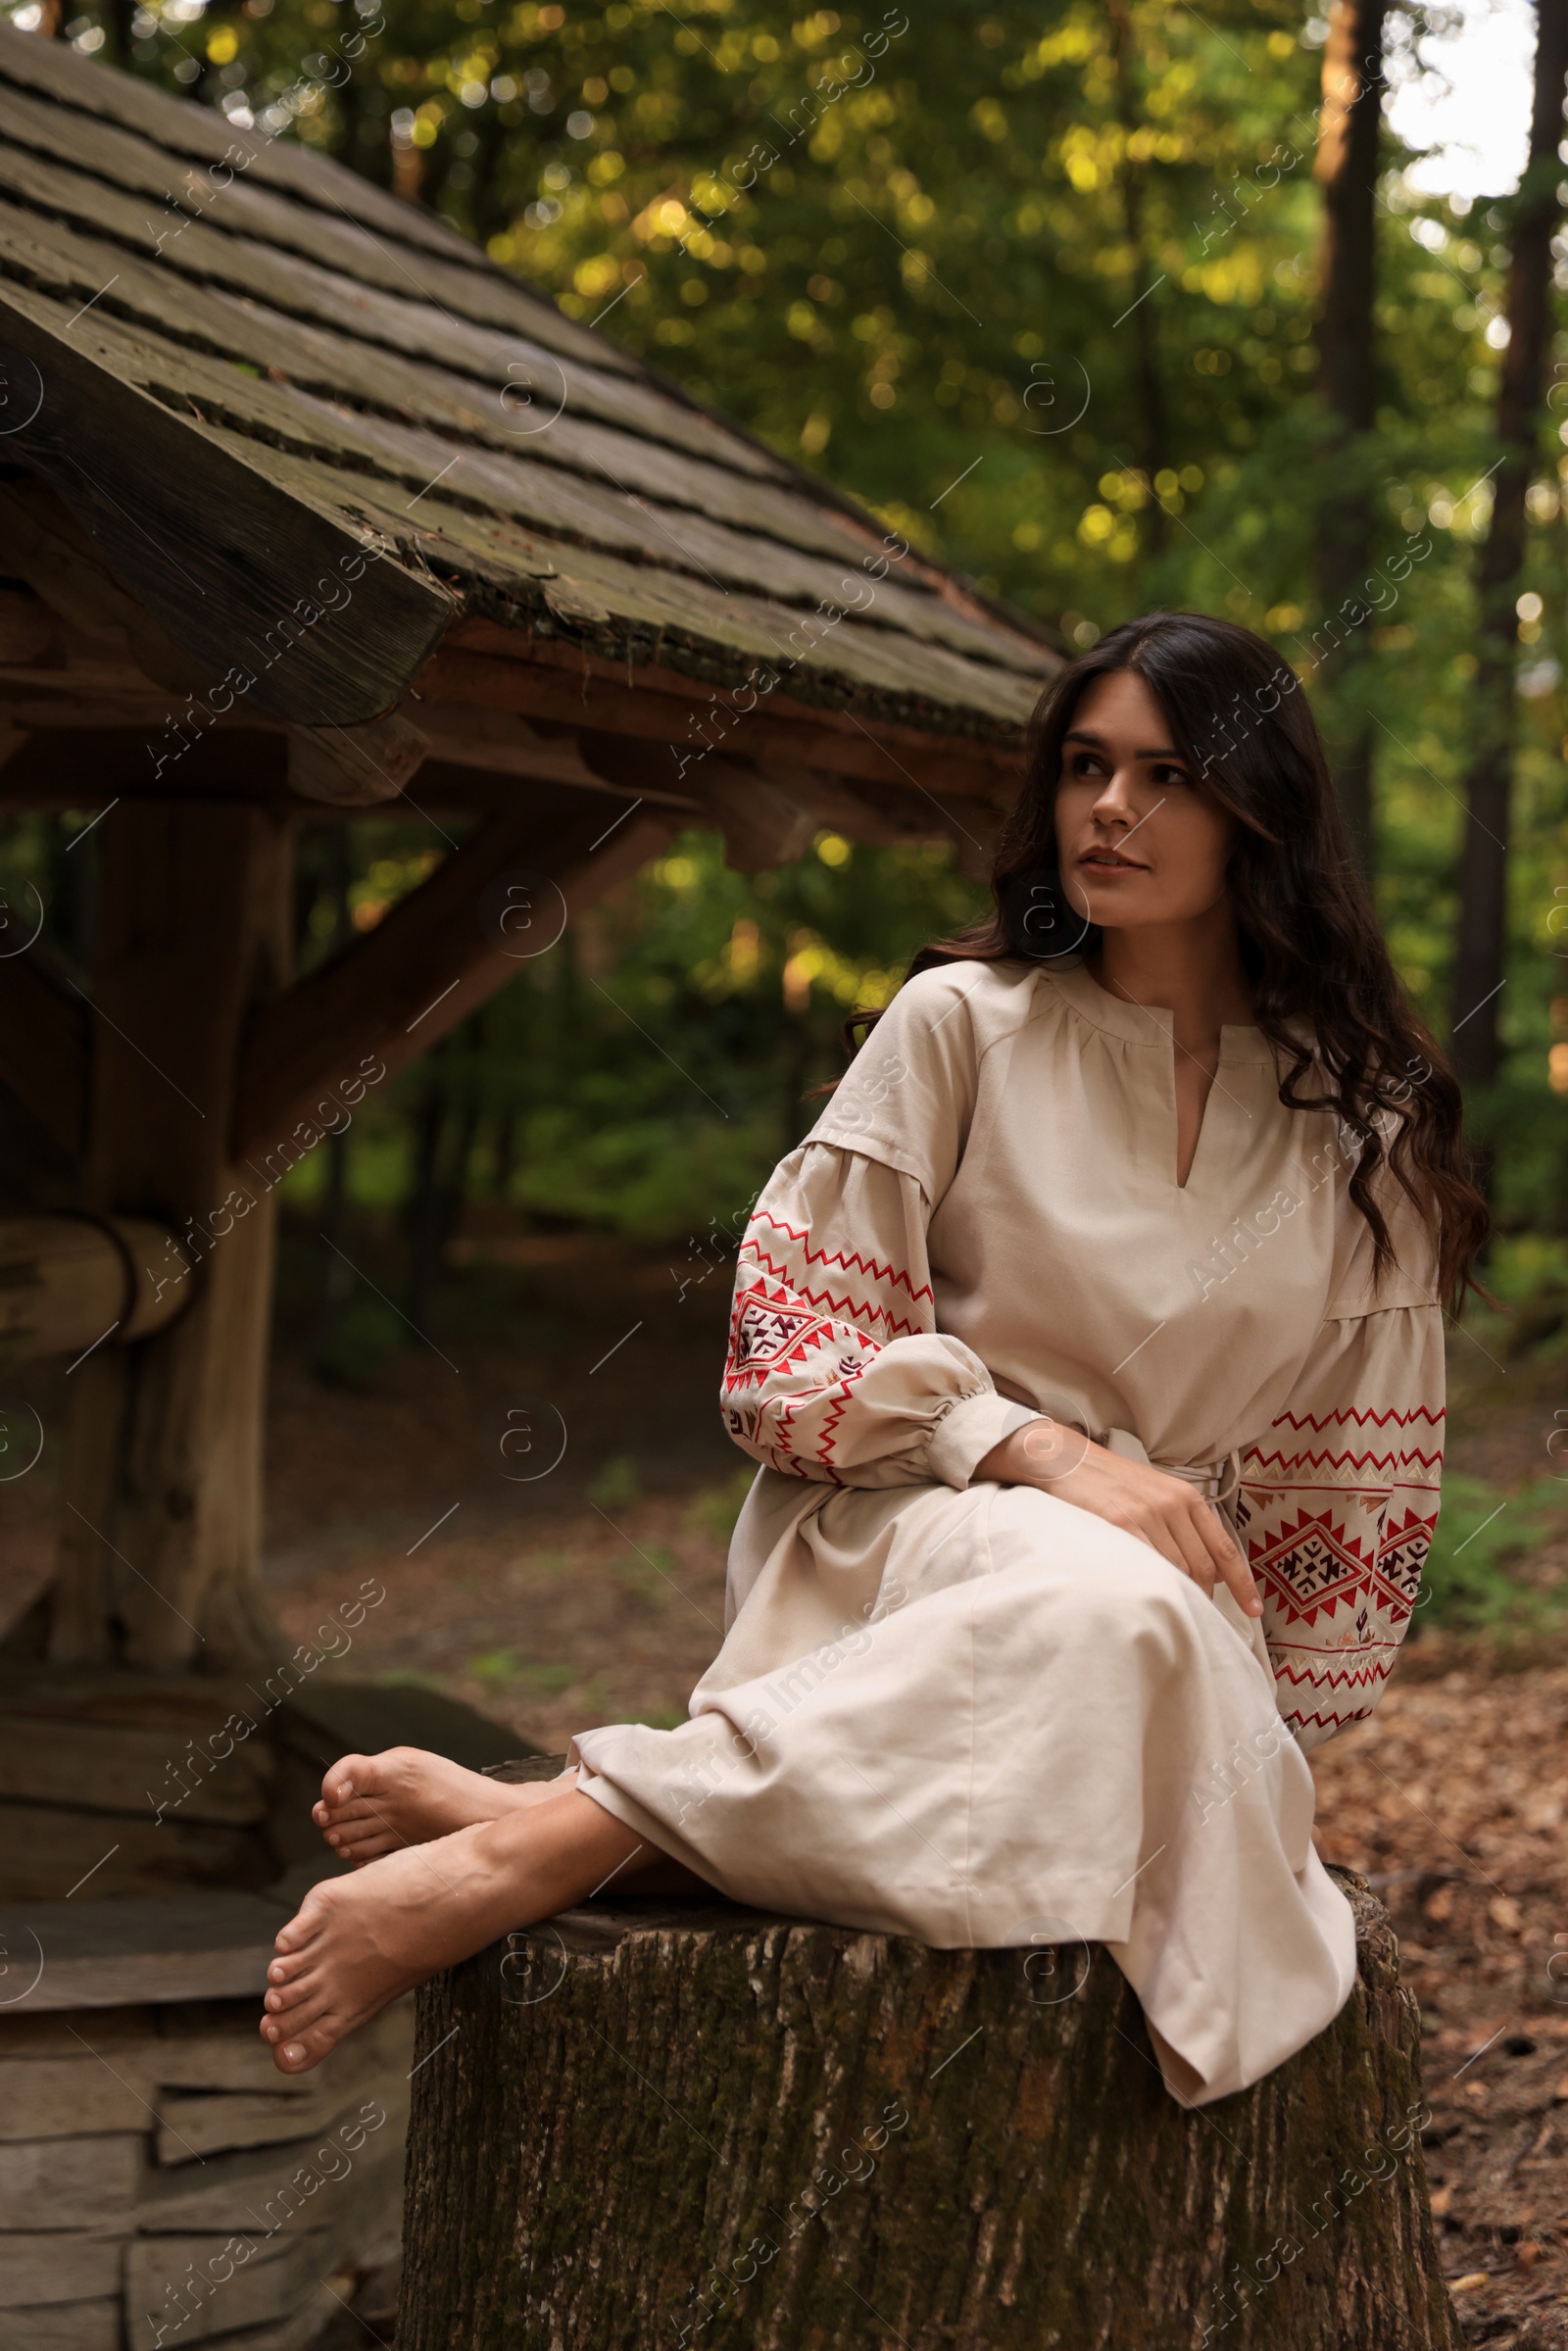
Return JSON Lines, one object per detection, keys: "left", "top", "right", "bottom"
{"left": 0, "top": 1804, "right": 266, "bottom": 1904}
{"left": 0, "top": 953, "right": 86, "bottom": 1151}
{"left": 2, "top": 2296, "right": 122, "bottom": 2351}
{"left": 0, "top": 202, "right": 1005, "bottom": 667}
{"left": 0, "top": 22, "right": 496, "bottom": 283}
{"left": 0, "top": 2007, "right": 161, "bottom": 2055}
{"left": 0, "top": 281, "right": 458, "bottom": 729}
{"left": 0, "top": 268, "right": 1045, "bottom": 743}
{"left": 0, "top": 2231, "right": 125, "bottom": 2308}
{"left": 133, "top": 2032, "right": 313, "bottom": 2099}
{"left": 156, "top": 2063, "right": 395, "bottom": 2165}
{"left": 0, "top": 80, "right": 492, "bottom": 331}
{"left": 418, "top": 637, "right": 1027, "bottom": 796}
{"left": 0, "top": 2057, "right": 153, "bottom": 2140}
{"left": 232, "top": 793, "right": 670, "bottom": 1164}
{"left": 0, "top": 2133, "right": 140, "bottom": 2229}
{"left": 15, "top": 214, "right": 934, "bottom": 605}
{"left": 0, "top": 127, "right": 772, "bottom": 480}
{"left": 0, "top": 1895, "right": 289, "bottom": 2011}
{"left": 0, "top": 1669, "right": 271, "bottom": 1730}
{"left": 123, "top": 2229, "right": 334, "bottom": 2349}
{"left": 0, "top": 1712, "right": 272, "bottom": 1826}
{"left": 0, "top": 24, "right": 657, "bottom": 385}
{"left": 135, "top": 2078, "right": 409, "bottom": 2232}
{"left": 244, "top": 374, "right": 1051, "bottom": 674}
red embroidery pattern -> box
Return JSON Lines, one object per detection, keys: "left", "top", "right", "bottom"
{"left": 722, "top": 1207, "right": 932, "bottom": 1479}
{"left": 1238, "top": 1405, "right": 1444, "bottom": 1743}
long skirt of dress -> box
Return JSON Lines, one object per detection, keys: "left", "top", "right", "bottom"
{"left": 568, "top": 1473, "right": 1357, "bottom": 2108}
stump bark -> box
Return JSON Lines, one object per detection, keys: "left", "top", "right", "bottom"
{"left": 400, "top": 1867, "right": 1459, "bottom": 2351}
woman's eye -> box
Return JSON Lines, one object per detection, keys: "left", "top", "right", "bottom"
{"left": 1151, "top": 763, "right": 1192, "bottom": 787}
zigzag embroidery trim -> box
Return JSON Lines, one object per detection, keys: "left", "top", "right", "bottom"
{"left": 1270, "top": 1653, "right": 1396, "bottom": 1688}
{"left": 1281, "top": 1704, "right": 1381, "bottom": 1735}
{"left": 1241, "top": 1447, "right": 1443, "bottom": 1479}
{"left": 744, "top": 1211, "right": 935, "bottom": 1307}
{"left": 742, "top": 1250, "right": 924, "bottom": 1339}
{"left": 1268, "top": 1404, "right": 1446, "bottom": 1432}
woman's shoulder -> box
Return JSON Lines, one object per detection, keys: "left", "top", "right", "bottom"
{"left": 877, "top": 955, "right": 1045, "bottom": 1054}
{"left": 804, "top": 959, "right": 1041, "bottom": 1185}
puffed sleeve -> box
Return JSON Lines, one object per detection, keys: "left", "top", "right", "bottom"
{"left": 721, "top": 966, "right": 1041, "bottom": 1488}
{"left": 1236, "top": 1171, "right": 1445, "bottom": 1751}
{"left": 723, "top": 1142, "right": 1040, "bottom": 1488}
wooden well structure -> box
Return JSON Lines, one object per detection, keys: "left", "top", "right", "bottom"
{"left": 0, "top": 24, "right": 1057, "bottom": 2348}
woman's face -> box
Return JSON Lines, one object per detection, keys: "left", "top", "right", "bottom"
{"left": 1053, "top": 667, "right": 1235, "bottom": 930}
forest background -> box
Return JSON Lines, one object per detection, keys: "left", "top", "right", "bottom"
{"left": 6, "top": 0, "right": 1568, "bottom": 1380}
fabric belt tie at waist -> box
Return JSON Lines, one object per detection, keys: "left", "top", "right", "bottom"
{"left": 1099, "top": 1426, "right": 1270, "bottom": 1673}
{"left": 1102, "top": 1427, "right": 1242, "bottom": 1503}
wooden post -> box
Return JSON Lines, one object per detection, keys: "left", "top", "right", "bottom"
{"left": 50, "top": 803, "right": 292, "bottom": 1671}
{"left": 400, "top": 1874, "right": 1459, "bottom": 2351}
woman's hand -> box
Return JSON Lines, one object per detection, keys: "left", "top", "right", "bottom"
{"left": 973, "top": 1420, "right": 1262, "bottom": 1618}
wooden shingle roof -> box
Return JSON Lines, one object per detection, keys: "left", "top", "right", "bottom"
{"left": 0, "top": 26, "right": 1059, "bottom": 841}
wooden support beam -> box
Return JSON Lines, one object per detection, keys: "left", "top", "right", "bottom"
{"left": 50, "top": 803, "right": 294, "bottom": 1672}
{"left": 0, "top": 726, "right": 291, "bottom": 807}
{"left": 285, "top": 710, "right": 429, "bottom": 808}
{"left": 416, "top": 633, "right": 1027, "bottom": 803}
{"left": 234, "top": 789, "right": 673, "bottom": 1167}
{"left": 0, "top": 953, "right": 89, "bottom": 1151}
{"left": 0, "top": 722, "right": 702, "bottom": 818}
{"left": 0, "top": 294, "right": 460, "bottom": 724}
{"left": 0, "top": 1214, "right": 191, "bottom": 1370}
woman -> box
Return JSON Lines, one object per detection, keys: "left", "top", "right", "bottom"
{"left": 262, "top": 612, "right": 1485, "bottom": 2105}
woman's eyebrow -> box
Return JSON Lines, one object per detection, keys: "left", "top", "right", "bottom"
{"left": 1062, "top": 729, "right": 1184, "bottom": 759}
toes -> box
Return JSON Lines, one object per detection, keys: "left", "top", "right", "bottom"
{"left": 273, "top": 1900, "right": 329, "bottom": 1958}
{"left": 271, "top": 2019, "right": 341, "bottom": 2075}
{"left": 265, "top": 1988, "right": 334, "bottom": 2040}
{"left": 339, "top": 1837, "right": 400, "bottom": 1867}
{"left": 320, "top": 1754, "right": 370, "bottom": 1808}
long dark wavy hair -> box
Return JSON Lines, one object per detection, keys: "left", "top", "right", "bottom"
{"left": 904, "top": 611, "right": 1488, "bottom": 1306}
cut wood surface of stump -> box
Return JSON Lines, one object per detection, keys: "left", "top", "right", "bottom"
{"left": 400, "top": 1866, "right": 1460, "bottom": 2351}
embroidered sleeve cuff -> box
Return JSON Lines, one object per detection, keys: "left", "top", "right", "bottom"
{"left": 926, "top": 1394, "right": 1042, "bottom": 1490}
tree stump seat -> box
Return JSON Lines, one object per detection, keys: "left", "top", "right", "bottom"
{"left": 400, "top": 1865, "right": 1460, "bottom": 2351}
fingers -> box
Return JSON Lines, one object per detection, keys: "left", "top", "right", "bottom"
{"left": 1192, "top": 1498, "right": 1262, "bottom": 1617}
{"left": 1157, "top": 1503, "right": 1220, "bottom": 1594}
{"left": 1107, "top": 1502, "right": 1200, "bottom": 1582}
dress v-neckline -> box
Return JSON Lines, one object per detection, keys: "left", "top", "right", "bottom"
{"left": 1044, "top": 961, "right": 1269, "bottom": 1193}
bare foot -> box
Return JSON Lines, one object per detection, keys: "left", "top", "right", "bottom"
{"left": 313, "top": 1746, "right": 574, "bottom": 1864}
{"left": 263, "top": 1789, "right": 645, "bottom": 2074}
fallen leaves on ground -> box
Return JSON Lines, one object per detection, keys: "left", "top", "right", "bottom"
{"left": 1314, "top": 1644, "right": 1568, "bottom": 2348}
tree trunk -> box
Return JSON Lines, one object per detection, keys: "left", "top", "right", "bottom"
{"left": 1313, "top": 0, "right": 1389, "bottom": 875}
{"left": 400, "top": 1870, "right": 1459, "bottom": 2351}
{"left": 1450, "top": 0, "right": 1568, "bottom": 1090}
{"left": 1106, "top": 0, "right": 1170, "bottom": 561}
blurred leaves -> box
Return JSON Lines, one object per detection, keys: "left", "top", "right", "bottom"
{"left": 10, "top": 0, "right": 1568, "bottom": 1232}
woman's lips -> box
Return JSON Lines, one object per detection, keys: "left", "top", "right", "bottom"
{"left": 1080, "top": 850, "right": 1147, "bottom": 871}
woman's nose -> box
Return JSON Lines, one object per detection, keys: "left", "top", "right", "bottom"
{"left": 1090, "top": 768, "right": 1138, "bottom": 820}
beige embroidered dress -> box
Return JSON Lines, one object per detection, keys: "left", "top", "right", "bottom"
{"left": 571, "top": 958, "right": 1445, "bottom": 2107}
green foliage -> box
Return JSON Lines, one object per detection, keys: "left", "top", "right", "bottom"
{"left": 684, "top": 1465, "right": 759, "bottom": 1543}
{"left": 1415, "top": 1473, "right": 1568, "bottom": 1635}
{"left": 586, "top": 1452, "right": 642, "bottom": 1507}
{"left": 310, "top": 1294, "right": 404, "bottom": 1390}
{"left": 21, "top": 0, "right": 1568, "bottom": 1235}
